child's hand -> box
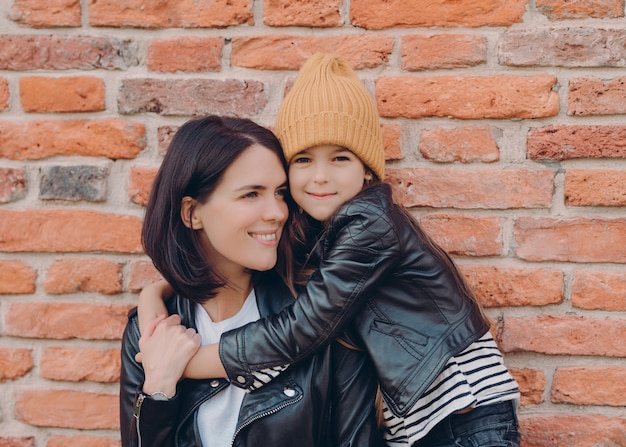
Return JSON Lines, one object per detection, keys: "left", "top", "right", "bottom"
{"left": 137, "top": 279, "right": 174, "bottom": 334}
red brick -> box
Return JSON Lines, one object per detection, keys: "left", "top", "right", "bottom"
{"left": 552, "top": 367, "right": 626, "bottom": 406}
{"left": 0, "top": 210, "right": 142, "bottom": 253}
{"left": 88, "top": 0, "right": 252, "bottom": 28}
{"left": 44, "top": 258, "right": 123, "bottom": 295}
{"left": 10, "top": 0, "right": 81, "bottom": 27}
{"left": 382, "top": 124, "right": 403, "bottom": 160}
{"left": 47, "top": 435, "right": 120, "bottom": 447}
{"left": 0, "top": 35, "right": 134, "bottom": 71}
{"left": 128, "top": 166, "right": 157, "bottom": 206}
{"left": 509, "top": 368, "right": 545, "bottom": 406}
{"left": 0, "top": 348, "right": 34, "bottom": 381}
{"left": 0, "top": 168, "right": 27, "bottom": 203}
{"left": 157, "top": 125, "right": 178, "bottom": 155}
{"left": 571, "top": 270, "right": 626, "bottom": 311}
{"left": 500, "top": 28, "right": 626, "bottom": 67}
{"left": 564, "top": 169, "right": 626, "bottom": 206}
{"left": 0, "top": 77, "right": 9, "bottom": 110}
{"left": 5, "top": 302, "right": 131, "bottom": 340}
{"left": 41, "top": 347, "right": 120, "bottom": 383}
{"left": 263, "top": 0, "right": 342, "bottom": 27}
{"left": 118, "top": 79, "right": 267, "bottom": 117}
{"left": 419, "top": 126, "right": 500, "bottom": 163}
{"left": 536, "top": 0, "right": 624, "bottom": 20}
{"left": 20, "top": 76, "right": 104, "bottom": 113}
{"left": 0, "top": 119, "right": 145, "bottom": 160}
{"left": 419, "top": 214, "right": 502, "bottom": 257}
{"left": 15, "top": 389, "right": 118, "bottom": 429}
{"left": 500, "top": 315, "right": 626, "bottom": 357}
{"left": 350, "top": 0, "right": 526, "bottom": 29}
{"left": 514, "top": 217, "right": 626, "bottom": 263}
{"left": 0, "top": 260, "right": 36, "bottom": 294}
{"left": 462, "top": 265, "right": 563, "bottom": 307}
{"left": 387, "top": 168, "right": 554, "bottom": 209}
{"left": 520, "top": 415, "right": 626, "bottom": 447}
{"left": 528, "top": 125, "right": 626, "bottom": 160}
{"left": 147, "top": 37, "right": 222, "bottom": 73}
{"left": 402, "top": 34, "right": 486, "bottom": 71}
{"left": 0, "top": 437, "right": 35, "bottom": 447}
{"left": 231, "top": 35, "right": 393, "bottom": 70}
{"left": 569, "top": 76, "right": 626, "bottom": 116}
{"left": 127, "top": 260, "right": 161, "bottom": 293}
{"left": 377, "top": 75, "right": 559, "bottom": 119}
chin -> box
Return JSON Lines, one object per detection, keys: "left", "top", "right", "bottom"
{"left": 252, "top": 258, "right": 278, "bottom": 272}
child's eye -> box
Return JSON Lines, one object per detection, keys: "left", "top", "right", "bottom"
{"left": 334, "top": 155, "right": 351, "bottom": 162}
{"left": 292, "top": 156, "right": 311, "bottom": 164}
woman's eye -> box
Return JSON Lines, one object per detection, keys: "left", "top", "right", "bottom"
{"left": 243, "top": 191, "right": 259, "bottom": 199}
{"left": 275, "top": 188, "right": 287, "bottom": 198}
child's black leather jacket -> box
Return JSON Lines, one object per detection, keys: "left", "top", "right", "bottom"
{"left": 119, "top": 271, "right": 384, "bottom": 447}
{"left": 219, "top": 183, "right": 490, "bottom": 418}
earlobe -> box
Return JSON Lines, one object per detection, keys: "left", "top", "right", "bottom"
{"left": 181, "top": 197, "right": 202, "bottom": 230}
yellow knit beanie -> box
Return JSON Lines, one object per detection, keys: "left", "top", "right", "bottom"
{"left": 275, "top": 53, "right": 385, "bottom": 180}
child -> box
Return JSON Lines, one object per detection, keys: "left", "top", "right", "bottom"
{"left": 139, "top": 54, "right": 521, "bottom": 446}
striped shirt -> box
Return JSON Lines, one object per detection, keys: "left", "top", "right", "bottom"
{"left": 382, "top": 331, "right": 520, "bottom": 446}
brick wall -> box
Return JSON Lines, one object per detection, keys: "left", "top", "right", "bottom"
{"left": 1, "top": 1, "right": 625, "bottom": 446}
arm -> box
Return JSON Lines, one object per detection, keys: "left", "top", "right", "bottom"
{"left": 137, "top": 280, "right": 174, "bottom": 334}
{"left": 136, "top": 280, "right": 226, "bottom": 379}
{"left": 183, "top": 343, "right": 225, "bottom": 379}
{"left": 119, "top": 313, "right": 200, "bottom": 447}
{"left": 220, "top": 200, "right": 400, "bottom": 389}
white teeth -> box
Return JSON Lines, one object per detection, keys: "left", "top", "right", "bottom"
{"left": 252, "top": 233, "right": 276, "bottom": 241}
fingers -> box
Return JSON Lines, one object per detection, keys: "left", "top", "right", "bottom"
{"left": 143, "top": 314, "right": 168, "bottom": 337}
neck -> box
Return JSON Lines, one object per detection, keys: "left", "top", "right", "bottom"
{"left": 201, "top": 272, "right": 253, "bottom": 322}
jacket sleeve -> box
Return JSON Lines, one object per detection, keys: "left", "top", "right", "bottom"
{"left": 219, "top": 199, "right": 400, "bottom": 389}
{"left": 119, "top": 311, "right": 180, "bottom": 447}
{"left": 331, "top": 342, "right": 386, "bottom": 447}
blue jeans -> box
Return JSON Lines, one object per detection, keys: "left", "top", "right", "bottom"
{"left": 412, "top": 400, "right": 520, "bottom": 447}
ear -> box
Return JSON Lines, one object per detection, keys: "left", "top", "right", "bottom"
{"left": 181, "top": 196, "right": 203, "bottom": 230}
{"left": 364, "top": 172, "right": 374, "bottom": 182}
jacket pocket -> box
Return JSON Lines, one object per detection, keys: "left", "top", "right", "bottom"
{"left": 370, "top": 319, "right": 428, "bottom": 359}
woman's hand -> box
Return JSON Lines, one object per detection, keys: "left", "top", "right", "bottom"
{"left": 139, "top": 314, "right": 201, "bottom": 398}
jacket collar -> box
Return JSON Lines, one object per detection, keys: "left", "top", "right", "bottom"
{"left": 169, "top": 271, "right": 300, "bottom": 439}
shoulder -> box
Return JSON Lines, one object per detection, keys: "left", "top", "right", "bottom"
{"left": 327, "top": 184, "right": 400, "bottom": 248}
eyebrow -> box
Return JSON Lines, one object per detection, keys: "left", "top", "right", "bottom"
{"left": 234, "top": 180, "right": 288, "bottom": 192}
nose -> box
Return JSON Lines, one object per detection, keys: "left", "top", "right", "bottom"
{"left": 264, "top": 195, "right": 288, "bottom": 223}
{"left": 313, "top": 163, "right": 328, "bottom": 184}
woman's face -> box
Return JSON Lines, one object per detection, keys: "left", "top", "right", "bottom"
{"left": 186, "top": 144, "right": 288, "bottom": 276}
{"left": 288, "top": 144, "right": 368, "bottom": 222}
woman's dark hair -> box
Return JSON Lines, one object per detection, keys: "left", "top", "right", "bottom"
{"left": 142, "top": 115, "right": 291, "bottom": 304}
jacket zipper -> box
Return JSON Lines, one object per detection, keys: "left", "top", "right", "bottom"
{"left": 230, "top": 394, "right": 303, "bottom": 446}
{"left": 134, "top": 393, "right": 145, "bottom": 447}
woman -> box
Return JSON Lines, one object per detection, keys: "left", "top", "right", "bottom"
{"left": 119, "top": 115, "right": 384, "bottom": 447}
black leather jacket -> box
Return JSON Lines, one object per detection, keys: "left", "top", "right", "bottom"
{"left": 219, "top": 183, "right": 490, "bottom": 418}
{"left": 119, "top": 271, "right": 384, "bottom": 447}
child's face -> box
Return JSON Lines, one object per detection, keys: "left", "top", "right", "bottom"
{"left": 288, "top": 144, "right": 368, "bottom": 222}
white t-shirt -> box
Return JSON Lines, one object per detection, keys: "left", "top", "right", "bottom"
{"left": 196, "top": 290, "right": 260, "bottom": 447}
